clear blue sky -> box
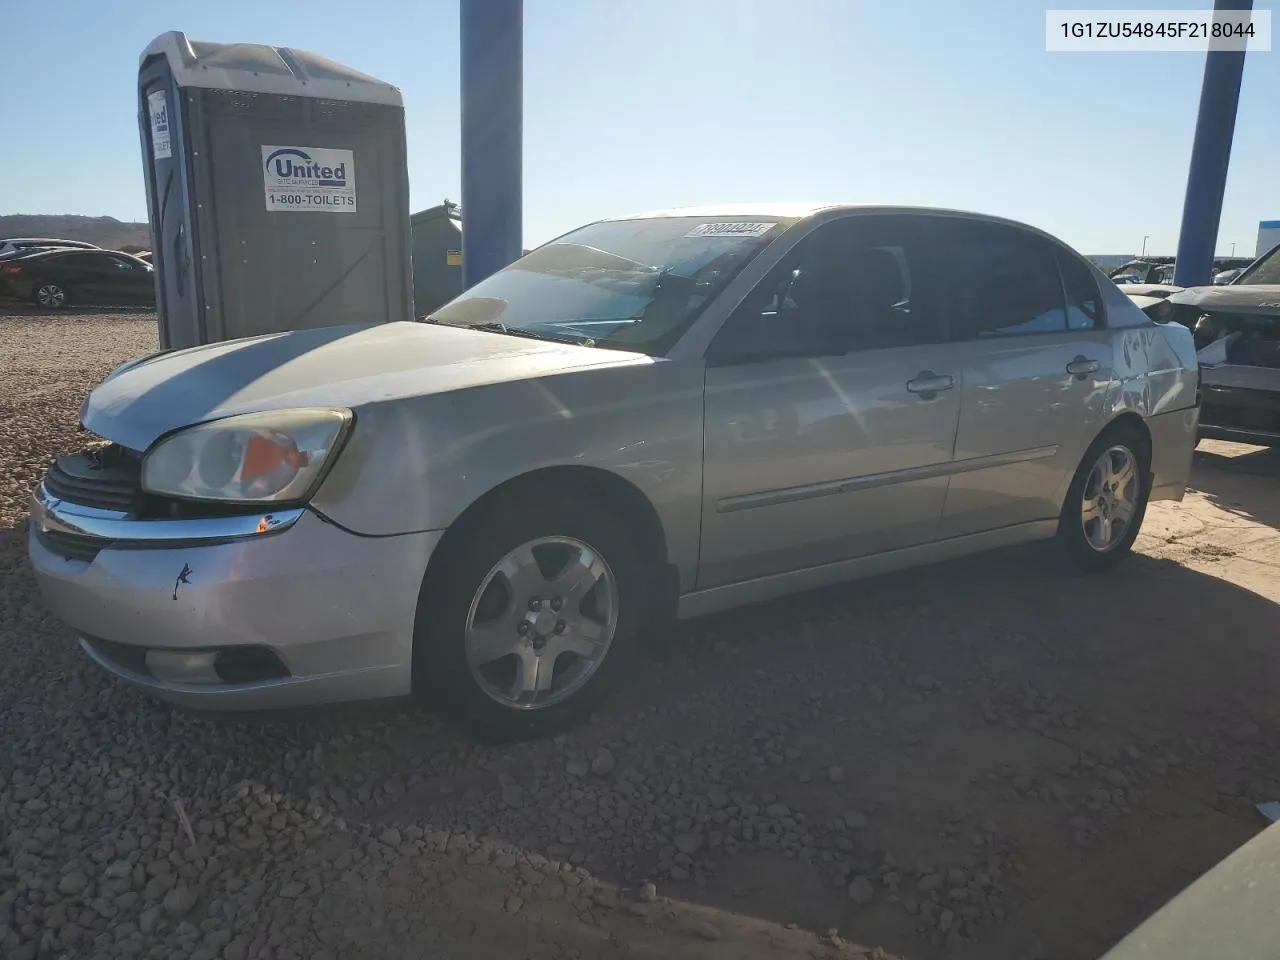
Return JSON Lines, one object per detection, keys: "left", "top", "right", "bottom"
{"left": 1, "top": 0, "right": 1276, "bottom": 255}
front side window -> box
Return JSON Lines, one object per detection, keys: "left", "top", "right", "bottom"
{"left": 708, "top": 216, "right": 941, "bottom": 363}
{"left": 939, "top": 221, "right": 1068, "bottom": 339}
{"left": 427, "top": 216, "right": 793, "bottom": 356}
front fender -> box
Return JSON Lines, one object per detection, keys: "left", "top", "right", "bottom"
{"left": 309, "top": 360, "right": 707, "bottom": 588}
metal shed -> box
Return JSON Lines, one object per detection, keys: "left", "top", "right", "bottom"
{"left": 410, "top": 201, "right": 463, "bottom": 318}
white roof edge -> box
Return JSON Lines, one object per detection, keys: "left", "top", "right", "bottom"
{"left": 608, "top": 203, "right": 1084, "bottom": 250}
{"left": 611, "top": 202, "right": 840, "bottom": 221}
{"left": 139, "top": 31, "right": 402, "bottom": 107}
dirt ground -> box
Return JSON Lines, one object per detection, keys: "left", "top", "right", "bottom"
{"left": 2, "top": 309, "right": 1279, "bottom": 960}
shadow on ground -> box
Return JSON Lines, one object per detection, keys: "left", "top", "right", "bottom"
{"left": 1190, "top": 440, "right": 1280, "bottom": 531}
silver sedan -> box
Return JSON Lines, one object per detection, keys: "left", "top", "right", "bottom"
{"left": 29, "top": 204, "right": 1200, "bottom": 740}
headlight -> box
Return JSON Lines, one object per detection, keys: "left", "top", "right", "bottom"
{"left": 142, "top": 409, "right": 352, "bottom": 504}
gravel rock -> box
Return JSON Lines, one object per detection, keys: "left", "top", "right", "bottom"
{"left": 847, "top": 875, "right": 874, "bottom": 905}
{"left": 590, "top": 749, "right": 617, "bottom": 776}
{"left": 58, "top": 870, "right": 89, "bottom": 896}
{"left": 918, "top": 873, "right": 943, "bottom": 893}
{"left": 828, "top": 766, "right": 847, "bottom": 784}
{"left": 163, "top": 887, "right": 199, "bottom": 918}
{"left": 636, "top": 882, "right": 657, "bottom": 903}
{"left": 674, "top": 832, "right": 704, "bottom": 856}
{"left": 690, "top": 920, "right": 722, "bottom": 941}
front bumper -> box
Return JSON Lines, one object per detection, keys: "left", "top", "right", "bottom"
{"left": 29, "top": 486, "right": 442, "bottom": 710}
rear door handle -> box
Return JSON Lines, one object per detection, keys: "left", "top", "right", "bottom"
{"left": 906, "top": 371, "right": 955, "bottom": 398}
{"left": 1066, "top": 356, "right": 1101, "bottom": 379}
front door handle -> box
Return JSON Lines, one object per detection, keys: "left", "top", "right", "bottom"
{"left": 1066, "top": 356, "right": 1101, "bottom": 380}
{"left": 906, "top": 371, "right": 955, "bottom": 399}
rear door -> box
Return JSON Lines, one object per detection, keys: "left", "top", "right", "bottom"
{"left": 934, "top": 219, "right": 1112, "bottom": 539}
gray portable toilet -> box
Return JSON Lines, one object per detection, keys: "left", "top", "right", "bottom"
{"left": 410, "top": 200, "right": 463, "bottom": 318}
{"left": 137, "top": 31, "right": 413, "bottom": 349}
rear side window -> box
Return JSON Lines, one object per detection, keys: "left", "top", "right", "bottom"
{"left": 939, "top": 220, "right": 1068, "bottom": 339}
{"left": 1059, "top": 253, "right": 1104, "bottom": 330}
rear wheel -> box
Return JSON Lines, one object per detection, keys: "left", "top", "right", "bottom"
{"left": 414, "top": 491, "right": 651, "bottom": 741}
{"left": 1057, "top": 423, "right": 1150, "bottom": 571}
{"left": 33, "top": 281, "right": 68, "bottom": 309}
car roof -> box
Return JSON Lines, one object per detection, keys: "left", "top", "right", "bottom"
{"left": 2, "top": 237, "right": 97, "bottom": 246}
{"left": 610, "top": 202, "right": 840, "bottom": 221}
{"left": 607, "top": 203, "right": 1068, "bottom": 238}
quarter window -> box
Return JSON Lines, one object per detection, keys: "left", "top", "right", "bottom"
{"left": 940, "top": 221, "right": 1068, "bottom": 339}
{"left": 1059, "top": 253, "right": 1104, "bottom": 330}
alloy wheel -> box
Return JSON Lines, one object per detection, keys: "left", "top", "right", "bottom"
{"left": 36, "top": 284, "right": 66, "bottom": 308}
{"left": 464, "top": 536, "right": 619, "bottom": 710}
{"left": 1080, "top": 444, "right": 1139, "bottom": 552}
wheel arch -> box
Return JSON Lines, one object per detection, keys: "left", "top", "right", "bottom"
{"left": 1054, "top": 412, "right": 1153, "bottom": 515}
{"left": 416, "top": 464, "right": 676, "bottom": 634}
{"left": 1097, "top": 411, "right": 1153, "bottom": 459}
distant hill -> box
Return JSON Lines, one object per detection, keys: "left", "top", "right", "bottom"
{"left": 0, "top": 215, "right": 150, "bottom": 252}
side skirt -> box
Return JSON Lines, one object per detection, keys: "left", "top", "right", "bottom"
{"left": 676, "top": 520, "right": 1058, "bottom": 620}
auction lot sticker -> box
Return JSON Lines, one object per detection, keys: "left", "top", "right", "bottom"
{"left": 261, "top": 146, "right": 357, "bottom": 213}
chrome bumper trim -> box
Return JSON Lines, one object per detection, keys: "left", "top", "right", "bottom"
{"left": 31, "top": 483, "right": 304, "bottom": 547}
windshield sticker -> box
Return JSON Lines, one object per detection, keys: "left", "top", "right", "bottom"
{"left": 684, "top": 222, "right": 776, "bottom": 239}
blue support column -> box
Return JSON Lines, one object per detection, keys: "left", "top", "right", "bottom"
{"left": 460, "top": 0, "right": 523, "bottom": 289}
{"left": 1173, "top": 0, "right": 1253, "bottom": 288}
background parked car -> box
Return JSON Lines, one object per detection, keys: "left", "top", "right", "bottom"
{"left": 0, "top": 248, "right": 155, "bottom": 308}
{"left": 1165, "top": 242, "right": 1280, "bottom": 445}
{"left": 0, "top": 237, "right": 100, "bottom": 261}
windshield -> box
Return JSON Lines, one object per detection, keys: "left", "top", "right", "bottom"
{"left": 1236, "top": 243, "right": 1280, "bottom": 285}
{"left": 427, "top": 216, "right": 792, "bottom": 354}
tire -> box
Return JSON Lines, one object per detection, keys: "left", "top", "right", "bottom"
{"left": 32, "top": 281, "right": 68, "bottom": 309}
{"left": 1057, "top": 422, "right": 1151, "bottom": 572}
{"left": 413, "top": 490, "right": 652, "bottom": 742}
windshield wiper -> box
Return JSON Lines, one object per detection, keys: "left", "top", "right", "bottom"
{"left": 459, "top": 320, "right": 599, "bottom": 347}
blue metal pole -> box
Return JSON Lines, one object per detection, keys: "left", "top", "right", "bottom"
{"left": 460, "top": 0, "right": 523, "bottom": 289}
{"left": 1172, "top": 0, "right": 1252, "bottom": 288}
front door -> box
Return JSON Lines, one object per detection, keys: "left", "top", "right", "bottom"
{"left": 699, "top": 215, "right": 963, "bottom": 589}
{"left": 102, "top": 254, "right": 155, "bottom": 304}
{"left": 931, "top": 218, "right": 1112, "bottom": 539}
{"left": 59, "top": 252, "right": 114, "bottom": 303}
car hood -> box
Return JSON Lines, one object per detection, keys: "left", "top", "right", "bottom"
{"left": 83, "top": 321, "right": 650, "bottom": 451}
{"left": 1166, "top": 284, "right": 1280, "bottom": 315}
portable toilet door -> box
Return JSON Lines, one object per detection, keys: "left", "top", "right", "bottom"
{"left": 137, "top": 31, "right": 413, "bottom": 349}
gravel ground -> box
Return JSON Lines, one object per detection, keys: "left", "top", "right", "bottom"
{"left": 3, "top": 309, "right": 1280, "bottom": 960}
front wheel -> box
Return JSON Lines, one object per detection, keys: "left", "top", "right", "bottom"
{"left": 1057, "top": 424, "right": 1150, "bottom": 572}
{"left": 414, "top": 491, "right": 651, "bottom": 742}
{"left": 33, "top": 281, "right": 68, "bottom": 309}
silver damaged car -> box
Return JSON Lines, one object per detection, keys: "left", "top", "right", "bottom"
{"left": 30, "top": 205, "right": 1201, "bottom": 740}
